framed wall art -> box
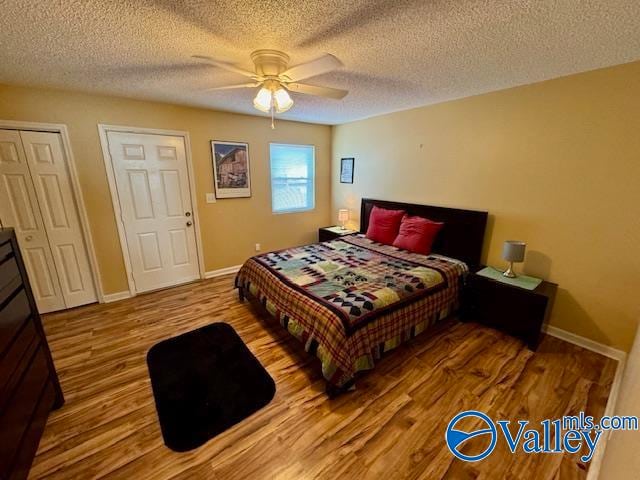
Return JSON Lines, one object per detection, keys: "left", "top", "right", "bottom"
{"left": 340, "top": 157, "right": 354, "bottom": 184}
{"left": 211, "top": 141, "right": 251, "bottom": 198}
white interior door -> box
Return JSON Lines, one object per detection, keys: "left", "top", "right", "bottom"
{"left": 0, "top": 129, "right": 65, "bottom": 312}
{"left": 106, "top": 131, "right": 200, "bottom": 293}
{"left": 20, "top": 131, "right": 97, "bottom": 308}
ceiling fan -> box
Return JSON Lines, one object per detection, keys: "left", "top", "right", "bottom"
{"left": 193, "top": 50, "right": 348, "bottom": 127}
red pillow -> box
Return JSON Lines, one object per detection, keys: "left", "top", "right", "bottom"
{"left": 365, "top": 206, "right": 405, "bottom": 245}
{"left": 392, "top": 215, "right": 443, "bottom": 255}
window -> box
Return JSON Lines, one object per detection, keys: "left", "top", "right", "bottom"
{"left": 270, "top": 143, "right": 315, "bottom": 213}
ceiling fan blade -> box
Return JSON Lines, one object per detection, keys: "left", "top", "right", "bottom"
{"left": 202, "top": 82, "right": 261, "bottom": 91}
{"left": 192, "top": 55, "right": 258, "bottom": 78}
{"left": 285, "top": 83, "right": 348, "bottom": 100}
{"left": 281, "top": 54, "right": 343, "bottom": 82}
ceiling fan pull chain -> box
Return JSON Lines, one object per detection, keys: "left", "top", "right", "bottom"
{"left": 271, "top": 101, "right": 275, "bottom": 129}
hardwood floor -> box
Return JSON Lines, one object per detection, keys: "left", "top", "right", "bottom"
{"left": 29, "top": 274, "right": 616, "bottom": 480}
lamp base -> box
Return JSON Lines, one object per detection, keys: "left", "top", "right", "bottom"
{"left": 503, "top": 263, "right": 517, "bottom": 278}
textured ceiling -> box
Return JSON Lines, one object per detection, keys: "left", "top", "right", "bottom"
{"left": 1, "top": 0, "right": 639, "bottom": 125}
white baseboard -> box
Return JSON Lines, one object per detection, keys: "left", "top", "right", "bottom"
{"left": 543, "top": 325, "right": 627, "bottom": 361}
{"left": 543, "top": 325, "right": 627, "bottom": 479}
{"left": 102, "top": 291, "right": 132, "bottom": 303}
{"left": 586, "top": 354, "right": 627, "bottom": 480}
{"left": 101, "top": 266, "right": 240, "bottom": 303}
{"left": 204, "top": 265, "right": 241, "bottom": 279}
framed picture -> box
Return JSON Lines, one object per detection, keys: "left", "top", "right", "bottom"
{"left": 340, "top": 157, "right": 354, "bottom": 184}
{"left": 211, "top": 141, "right": 251, "bottom": 198}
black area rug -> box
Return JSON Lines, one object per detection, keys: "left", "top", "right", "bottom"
{"left": 146, "top": 322, "right": 276, "bottom": 452}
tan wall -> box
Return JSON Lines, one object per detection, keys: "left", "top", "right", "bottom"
{"left": 0, "top": 85, "right": 332, "bottom": 295}
{"left": 332, "top": 61, "right": 640, "bottom": 351}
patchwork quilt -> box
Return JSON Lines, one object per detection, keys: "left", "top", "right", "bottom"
{"left": 235, "top": 234, "right": 467, "bottom": 388}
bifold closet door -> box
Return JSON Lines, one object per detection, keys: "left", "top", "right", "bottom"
{"left": 20, "top": 130, "right": 97, "bottom": 309}
{"left": 0, "top": 129, "right": 97, "bottom": 312}
{"left": 0, "top": 129, "right": 65, "bottom": 312}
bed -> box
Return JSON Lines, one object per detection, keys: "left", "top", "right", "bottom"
{"left": 235, "top": 198, "right": 488, "bottom": 392}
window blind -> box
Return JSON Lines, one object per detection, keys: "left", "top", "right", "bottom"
{"left": 270, "top": 143, "right": 315, "bottom": 213}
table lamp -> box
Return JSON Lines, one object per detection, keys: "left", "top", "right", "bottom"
{"left": 502, "top": 240, "right": 526, "bottom": 278}
{"left": 338, "top": 209, "right": 349, "bottom": 230}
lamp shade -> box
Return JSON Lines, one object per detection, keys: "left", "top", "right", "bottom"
{"left": 338, "top": 209, "right": 349, "bottom": 223}
{"left": 502, "top": 240, "right": 526, "bottom": 263}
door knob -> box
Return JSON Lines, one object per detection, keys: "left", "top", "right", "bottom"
{"left": 186, "top": 221, "right": 192, "bottom": 227}
{"left": 25, "top": 235, "right": 33, "bottom": 241}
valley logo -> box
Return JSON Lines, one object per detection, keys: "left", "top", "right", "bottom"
{"left": 446, "top": 410, "right": 639, "bottom": 463}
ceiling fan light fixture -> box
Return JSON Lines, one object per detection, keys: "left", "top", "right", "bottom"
{"left": 273, "top": 87, "right": 293, "bottom": 113}
{"left": 197, "top": 50, "right": 347, "bottom": 125}
{"left": 253, "top": 87, "right": 272, "bottom": 113}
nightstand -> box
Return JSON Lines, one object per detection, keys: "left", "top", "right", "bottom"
{"left": 318, "top": 226, "right": 357, "bottom": 242}
{"left": 462, "top": 268, "right": 557, "bottom": 350}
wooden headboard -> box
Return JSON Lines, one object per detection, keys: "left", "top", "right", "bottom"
{"left": 360, "top": 198, "right": 488, "bottom": 269}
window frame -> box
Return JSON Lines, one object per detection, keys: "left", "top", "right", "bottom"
{"left": 269, "top": 142, "right": 316, "bottom": 214}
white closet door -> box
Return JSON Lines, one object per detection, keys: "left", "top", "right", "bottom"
{"left": 0, "top": 129, "right": 65, "bottom": 312}
{"left": 19, "top": 131, "right": 97, "bottom": 309}
{"left": 106, "top": 132, "right": 199, "bottom": 293}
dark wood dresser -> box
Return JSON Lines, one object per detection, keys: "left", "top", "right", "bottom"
{"left": 0, "top": 228, "right": 63, "bottom": 480}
